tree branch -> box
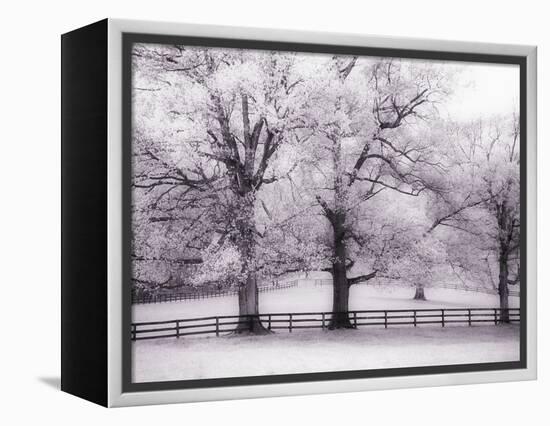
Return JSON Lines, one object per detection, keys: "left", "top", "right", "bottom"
{"left": 348, "top": 271, "right": 377, "bottom": 286}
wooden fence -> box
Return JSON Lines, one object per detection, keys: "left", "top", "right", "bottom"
{"left": 131, "top": 307, "right": 520, "bottom": 341}
{"left": 132, "top": 281, "right": 298, "bottom": 304}
{"left": 133, "top": 279, "right": 519, "bottom": 305}
{"left": 313, "top": 279, "right": 520, "bottom": 297}
{"left": 435, "top": 283, "right": 521, "bottom": 297}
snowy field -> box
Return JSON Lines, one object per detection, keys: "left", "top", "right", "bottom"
{"left": 133, "top": 282, "right": 520, "bottom": 322}
{"left": 133, "top": 325, "right": 520, "bottom": 382}
{"left": 132, "top": 283, "right": 520, "bottom": 383}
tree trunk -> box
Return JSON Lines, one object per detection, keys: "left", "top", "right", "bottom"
{"left": 216, "top": 97, "right": 273, "bottom": 335}
{"left": 498, "top": 253, "right": 510, "bottom": 324}
{"left": 234, "top": 273, "right": 269, "bottom": 334}
{"left": 413, "top": 284, "right": 426, "bottom": 301}
{"left": 231, "top": 196, "right": 269, "bottom": 334}
{"left": 328, "top": 213, "right": 353, "bottom": 329}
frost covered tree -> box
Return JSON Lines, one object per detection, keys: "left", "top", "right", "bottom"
{"left": 477, "top": 116, "right": 520, "bottom": 323}
{"left": 299, "top": 57, "right": 452, "bottom": 328}
{"left": 132, "top": 44, "right": 314, "bottom": 333}
{"left": 439, "top": 116, "right": 520, "bottom": 322}
{"left": 131, "top": 125, "right": 220, "bottom": 296}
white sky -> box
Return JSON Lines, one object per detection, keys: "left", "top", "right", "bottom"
{"left": 441, "top": 62, "right": 520, "bottom": 121}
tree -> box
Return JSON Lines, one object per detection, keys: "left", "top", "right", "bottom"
{"left": 441, "top": 116, "right": 520, "bottom": 322}
{"left": 131, "top": 125, "right": 222, "bottom": 295}
{"left": 407, "top": 128, "right": 496, "bottom": 301}
{"left": 410, "top": 193, "right": 489, "bottom": 301}
{"left": 481, "top": 117, "right": 520, "bottom": 323}
{"left": 301, "top": 57, "right": 451, "bottom": 328}
{"left": 132, "top": 44, "right": 313, "bottom": 333}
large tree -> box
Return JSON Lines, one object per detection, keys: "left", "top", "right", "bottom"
{"left": 301, "top": 57, "right": 451, "bottom": 328}
{"left": 132, "top": 44, "right": 311, "bottom": 333}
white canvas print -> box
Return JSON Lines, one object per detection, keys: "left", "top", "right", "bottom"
{"left": 128, "top": 41, "right": 522, "bottom": 385}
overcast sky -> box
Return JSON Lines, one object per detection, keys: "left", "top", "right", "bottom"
{"left": 441, "top": 62, "right": 520, "bottom": 121}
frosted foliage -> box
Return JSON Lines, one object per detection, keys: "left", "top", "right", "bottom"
{"left": 130, "top": 42, "right": 520, "bottom": 302}
{"left": 194, "top": 241, "right": 243, "bottom": 286}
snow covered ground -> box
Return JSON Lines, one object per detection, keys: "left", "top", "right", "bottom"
{"left": 133, "top": 281, "right": 520, "bottom": 322}
{"left": 132, "top": 283, "right": 520, "bottom": 383}
{"left": 132, "top": 324, "right": 520, "bottom": 383}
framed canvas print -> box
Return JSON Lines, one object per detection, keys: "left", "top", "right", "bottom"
{"left": 61, "top": 19, "right": 537, "bottom": 407}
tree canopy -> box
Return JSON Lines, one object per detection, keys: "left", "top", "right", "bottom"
{"left": 130, "top": 43, "right": 521, "bottom": 328}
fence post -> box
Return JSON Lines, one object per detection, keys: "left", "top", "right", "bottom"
{"left": 353, "top": 311, "right": 357, "bottom": 328}
{"left": 268, "top": 314, "right": 272, "bottom": 331}
{"left": 384, "top": 311, "right": 388, "bottom": 329}
{"left": 441, "top": 309, "right": 445, "bottom": 327}
{"left": 215, "top": 317, "right": 219, "bottom": 337}
{"left": 131, "top": 324, "right": 136, "bottom": 341}
{"left": 322, "top": 313, "right": 325, "bottom": 330}
{"left": 413, "top": 310, "right": 417, "bottom": 327}
{"left": 494, "top": 309, "right": 498, "bottom": 325}
{"left": 289, "top": 314, "right": 293, "bottom": 333}
{"left": 176, "top": 320, "right": 180, "bottom": 338}
{"left": 468, "top": 309, "right": 472, "bottom": 326}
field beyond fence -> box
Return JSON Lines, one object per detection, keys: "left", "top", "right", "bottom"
{"left": 131, "top": 307, "right": 520, "bottom": 341}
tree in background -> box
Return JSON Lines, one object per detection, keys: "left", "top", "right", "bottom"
{"left": 440, "top": 115, "right": 520, "bottom": 322}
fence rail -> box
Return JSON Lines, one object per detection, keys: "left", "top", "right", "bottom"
{"left": 313, "top": 279, "right": 520, "bottom": 297}
{"left": 435, "top": 283, "right": 521, "bottom": 297}
{"left": 132, "top": 281, "right": 298, "bottom": 304}
{"left": 131, "top": 307, "right": 520, "bottom": 341}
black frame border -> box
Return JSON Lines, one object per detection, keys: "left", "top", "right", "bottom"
{"left": 122, "top": 32, "right": 528, "bottom": 394}
{"left": 61, "top": 19, "right": 109, "bottom": 406}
